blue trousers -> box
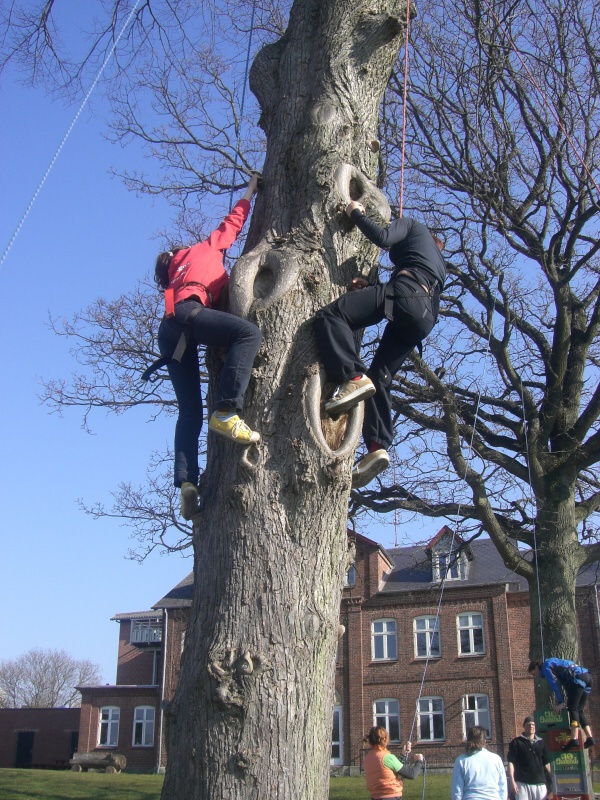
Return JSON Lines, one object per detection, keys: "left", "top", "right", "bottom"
{"left": 157, "top": 300, "right": 262, "bottom": 486}
{"left": 314, "top": 276, "right": 437, "bottom": 450}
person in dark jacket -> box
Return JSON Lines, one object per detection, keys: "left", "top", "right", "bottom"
{"left": 507, "top": 716, "right": 552, "bottom": 800}
{"left": 528, "top": 658, "right": 594, "bottom": 750}
{"left": 314, "top": 200, "right": 446, "bottom": 488}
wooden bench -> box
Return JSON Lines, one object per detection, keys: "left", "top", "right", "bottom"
{"left": 69, "top": 752, "right": 126, "bottom": 773}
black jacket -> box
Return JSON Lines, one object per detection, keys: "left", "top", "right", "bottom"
{"left": 350, "top": 211, "right": 447, "bottom": 289}
{"left": 507, "top": 735, "right": 551, "bottom": 787}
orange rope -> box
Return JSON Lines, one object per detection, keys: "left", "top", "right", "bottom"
{"left": 398, "top": 1, "right": 411, "bottom": 218}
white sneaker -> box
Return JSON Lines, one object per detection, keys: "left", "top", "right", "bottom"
{"left": 324, "top": 376, "right": 375, "bottom": 415}
{"left": 180, "top": 482, "right": 200, "bottom": 520}
{"left": 352, "top": 450, "right": 390, "bottom": 488}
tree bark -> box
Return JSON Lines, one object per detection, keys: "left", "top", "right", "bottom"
{"left": 529, "top": 478, "right": 586, "bottom": 679}
{"left": 161, "top": 1, "right": 409, "bottom": 798}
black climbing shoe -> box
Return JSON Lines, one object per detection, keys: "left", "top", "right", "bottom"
{"left": 561, "top": 739, "right": 579, "bottom": 752}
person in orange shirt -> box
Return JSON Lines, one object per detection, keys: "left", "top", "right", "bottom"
{"left": 363, "top": 726, "right": 424, "bottom": 800}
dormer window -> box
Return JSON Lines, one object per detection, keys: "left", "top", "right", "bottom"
{"left": 433, "top": 549, "right": 465, "bottom": 582}
{"left": 426, "top": 527, "right": 471, "bottom": 584}
{"left": 130, "top": 618, "right": 162, "bottom": 644}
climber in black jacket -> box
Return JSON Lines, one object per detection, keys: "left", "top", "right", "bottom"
{"left": 314, "top": 200, "right": 446, "bottom": 489}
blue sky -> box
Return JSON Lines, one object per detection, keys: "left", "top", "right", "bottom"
{"left": 0, "top": 18, "right": 443, "bottom": 686}
{"left": 0, "top": 69, "right": 194, "bottom": 682}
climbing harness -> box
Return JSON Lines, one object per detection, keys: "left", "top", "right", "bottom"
{"left": 0, "top": 0, "right": 143, "bottom": 270}
{"left": 141, "top": 304, "right": 204, "bottom": 382}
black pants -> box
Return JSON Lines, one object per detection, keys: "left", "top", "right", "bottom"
{"left": 314, "top": 275, "right": 438, "bottom": 449}
{"left": 566, "top": 672, "right": 592, "bottom": 728}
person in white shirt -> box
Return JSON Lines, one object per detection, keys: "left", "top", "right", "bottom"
{"left": 451, "top": 726, "right": 507, "bottom": 800}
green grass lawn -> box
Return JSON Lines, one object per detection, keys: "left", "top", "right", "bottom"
{"left": 0, "top": 769, "right": 452, "bottom": 800}
{"left": 330, "top": 771, "right": 451, "bottom": 799}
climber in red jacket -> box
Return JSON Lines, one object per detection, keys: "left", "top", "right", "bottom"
{"left": 152, "top": 174, "right": 262, "bottom": 519}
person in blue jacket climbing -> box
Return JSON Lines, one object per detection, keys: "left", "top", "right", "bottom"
{"left": 528, "top": 658, "right": 594, "bottom": 750}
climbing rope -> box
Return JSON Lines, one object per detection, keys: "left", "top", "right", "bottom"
{"left": 408, "top": 298, "right": 497, "bottom": 743}
{"left": 228, "top": 0, "right": 258, "bottom": 211}
{"left": 0, "top": 0, "right": 143, "bottom": 271}
{"left": 520, "top": 384, "right": 545, "bottom": 661}
{"left": 398, "top": 0, "right": 411, "bottom": 218}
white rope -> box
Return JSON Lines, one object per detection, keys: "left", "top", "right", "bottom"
{"left": 408, "top": 298, "right": 497, "bottom": 742}
{"left": 520, "top": 384, "right": 545, "bottom": 661}
{"left": 0, "top": 0, "right": 143, "bottom": 270}
{"left": 227, "top": 0, "right": 258, "bottom": 211}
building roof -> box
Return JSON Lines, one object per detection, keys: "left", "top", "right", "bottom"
{"left": 147, "top": 534, "right": 600, "bottom": 610}
{"left": 153, "top": 571, "right": 194, "bottom": 609}
{"left": 111, "top": 610, "right": 161, "bottom": 621}
{"left": 381, "top": 537, "right": 600, "bottom": 595}
{"left": 353, "top": 530, "right": 394, "bottom": 568}
{"left": 380, "top": 538, "right": 526, "bottom": 594}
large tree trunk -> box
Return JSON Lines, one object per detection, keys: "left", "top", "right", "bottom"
{"left": 161, "top": 2, "right": 408, "bottom": 798}
{"left": 528, "top": 491, "right": 587, "bottom": 705}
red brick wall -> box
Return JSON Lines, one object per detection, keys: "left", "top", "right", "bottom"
{"left": 507, "top": 592, "right": 536, "bottom": 733}
{"left": 337, "top": 546, "right": 533, "bottom": 769}
{"left": 0, "top": 708, "right": 80, "bottom": 769}
{"left": 115, "top": 619, "right": 160, "bottom": 686}
{"left": 78, "top": 551, "right": 600, "bottom": 773}
{"left": 337, "top": 569, "right": 600, "bottom": 769}
{"left": 78, "top": 687, "right": 159, "bottom": 772}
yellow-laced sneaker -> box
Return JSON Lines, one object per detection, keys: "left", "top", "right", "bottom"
{"left": 180, "top": 482, "right": 200, "bottom": 520}
{"left": 208, "top": 412, "right": 260, "bottom": 445}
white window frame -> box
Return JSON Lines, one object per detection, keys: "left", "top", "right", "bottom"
{"left": 343, "top": 564, "right": 357, "bottom": 587}
{"left": 130, "top": 617, "right": 162, "bottom": 644}
{"left": 457, "top": 612, "right": 485, "bottom": 655}
{"left": 132, "top": 706, "right": 155, "bottom": 747}
{"left": 98, "top": 706, "right": 120, "bottom": 747}
{"left": 371, "top": 618, "right": 398, "bottom": 661}
{"left": 462, "top": 693, "right": 491, "bottom": 738}
{"left": 373, "top": 698, "right": 401, "bottom": 743}
{"left": 414, "top": 616, "right": 441, "bottom": 659}
{"left": 434, "top": 549, "right": 464, "bottom": 581}
{"left": 331, "top": 695, "right": 343, "bottom": 766}
{"left": 417, "top": 696, "right": 445, "bottom": 741}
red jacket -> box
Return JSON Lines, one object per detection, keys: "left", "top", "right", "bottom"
{"left": 166, "top": 199, "right": 251, "bottom": 309}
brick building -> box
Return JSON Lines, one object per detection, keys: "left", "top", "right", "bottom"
{"left": 75, "top": 527, "right": 600, "bottom": 772}
{"left": 0, "top": 708, "right": 79, "bottom": 769}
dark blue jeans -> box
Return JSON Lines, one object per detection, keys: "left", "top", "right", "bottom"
{"left": 314, "top": 276, "right": 437, "bottom": 450}
{"left": 157, "top": 300, "right": 262, "bottom": 486}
